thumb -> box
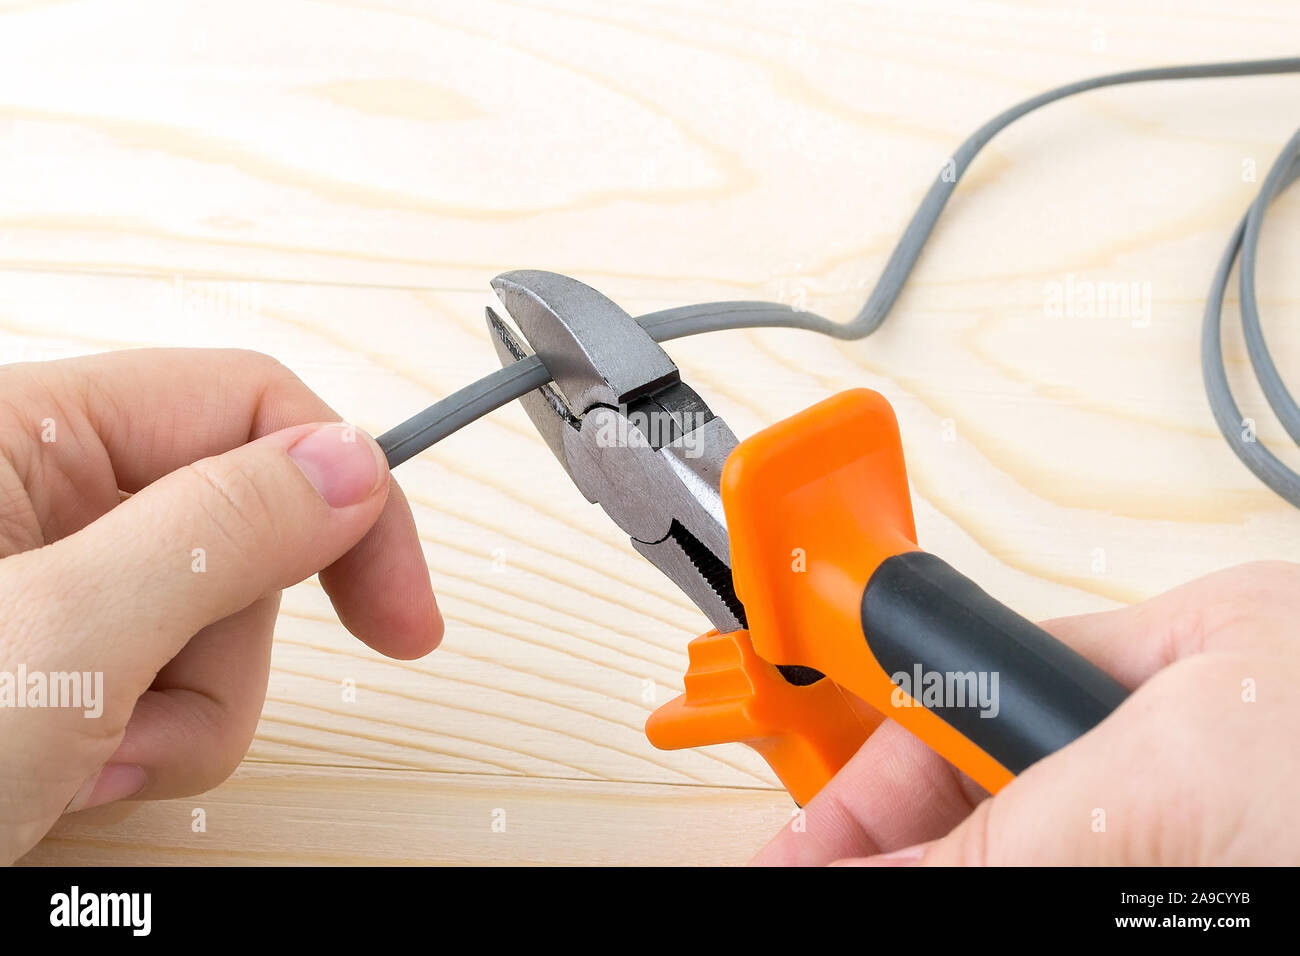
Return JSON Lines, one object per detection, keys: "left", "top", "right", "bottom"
{"left": 11, "top": 421, "right": 391, "bottom": 707}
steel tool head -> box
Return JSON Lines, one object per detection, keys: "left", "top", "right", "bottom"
{"left": 490, "top": 270, "right": 679, "bottom": 412}
{"left": 485, "top": 270, "right": 746, "bottom": 633}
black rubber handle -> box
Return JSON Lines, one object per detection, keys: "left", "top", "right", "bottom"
{"left": 860, "top": 551, "right": 1129, "bottom": 775}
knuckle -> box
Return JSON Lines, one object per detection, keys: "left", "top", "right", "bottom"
{"left": 1201, "top": 561, "right": 1300, "bottom": 620}
{"left": 233, "top": 349, "right": 304, "bottom": 391}
{"left": 1146, "top": 561, "right": 1300, "bottom": 660}
{"left": 183, "top": 456, "right": 276, "bottom": 559}
{"left": 149, "top": 689, "right": 257, "bottom": 797}
{"left": 939, "top": 798, "right": 994, "bottom": 865}
{"left": 964, "top": 799, "right": 995, "bottom": 865}
{"left": 221, "top": 348, "right": 306, "bottom": 397}
{"left": 221, "top": 347, "right": 280, "bottom": 372}
{"left": 194, "top": 718, "right": 254, "bottom": 792}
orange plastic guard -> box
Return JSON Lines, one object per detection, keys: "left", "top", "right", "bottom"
{"left": 644, "top": 628, "right": 880, "bottom": 806}
{"left": 723, "top": 388, "right": 1015, "bottom": 795}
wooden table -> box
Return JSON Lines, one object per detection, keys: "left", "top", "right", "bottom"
{"left": 10, "top": 0, "right": 1299, "bottom": 865}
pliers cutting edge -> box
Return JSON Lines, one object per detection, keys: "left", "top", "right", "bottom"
{"left": 485, "top": 270, "right": 1129, "bottom": 804}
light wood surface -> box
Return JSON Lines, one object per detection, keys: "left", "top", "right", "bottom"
{"left": 8, "top": 0, "right": 1300, "bottom": 865}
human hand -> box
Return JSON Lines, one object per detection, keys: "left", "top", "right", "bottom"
{"left": 753, "top": 561, "right": 1300, "bottom": 865}
{"left": 0, "top": 349, "right": 440, "bottom": 864}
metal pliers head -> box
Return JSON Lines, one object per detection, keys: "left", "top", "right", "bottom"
{"left": 484, "top": 270, "right": 746, "bottom": 634}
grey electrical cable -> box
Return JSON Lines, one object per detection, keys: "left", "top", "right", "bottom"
{"left": 379, "top": 55, "right": 1300, "bottom": 504}
{"left": 379, "top": 353, "right": 550, "bottom": 466}
{"left": 1201, "top": 126, "right": 1300, "bottom": 507}
{"left": 1238, "top": 128, "right": 1300, "bottom": 446}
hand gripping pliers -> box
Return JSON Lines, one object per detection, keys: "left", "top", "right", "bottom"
{"left": 486, "top": 270, "right": 1129, "bottom": 804}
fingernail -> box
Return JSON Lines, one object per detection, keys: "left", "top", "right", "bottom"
{"left": 65, "top": 764, "right": 147, "bottom": 813}
{"left": 287, "top": 423, "right": 384, "bottom": 508}
{"left": 857, "top": 843, "right": 928, "bottom": 866}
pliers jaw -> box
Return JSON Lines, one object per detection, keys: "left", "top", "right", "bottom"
{"left": 485, "top": 270, "right": 746, "bottom": 634}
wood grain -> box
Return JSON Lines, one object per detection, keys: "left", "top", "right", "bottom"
{"left": 6, "top": 0, "right": 1300, "bottom": 864}
{"left": 21, "top": 765, "right": 795, "bottom": 866}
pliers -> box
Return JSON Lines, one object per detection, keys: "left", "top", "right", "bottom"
{"left": 485, "top": 270, "right": 1129, "bottom": 804}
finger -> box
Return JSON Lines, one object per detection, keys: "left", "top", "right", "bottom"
{"left": 831, "top": 843, "right": 932, "bottom": 866}
{"left": 1038, "top": 560, "right": 1300, "bottom": 687}
{"left": 24, "top": 348, "right": 345, "bottom": 492}
{"left": 319, "top": 481, "right": 440, "bottom": 660}
{"left": 67, "top": 595, "right": 280, "bottom": 810}
{"left": 751, "top": 721, "right": 986, "bottom": 865}
{"left": 9, "top": 421, "right": 389, "bottom": 716}
{"left": 3, "top": 349, "right": 439, "bottom": 658}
